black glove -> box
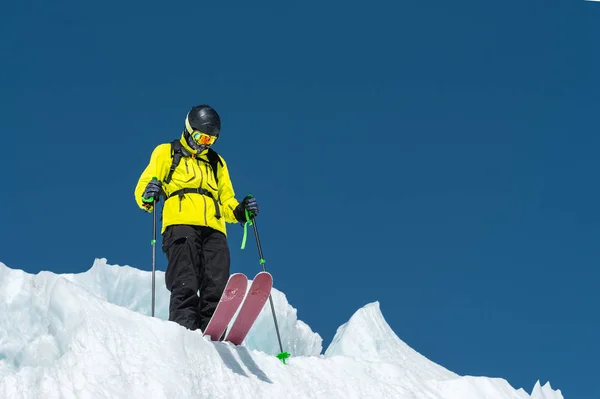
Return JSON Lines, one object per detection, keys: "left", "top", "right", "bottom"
{"left": 234, "top": 195, "right": 259, "bottom": 223}
{"left": 141, "top": 179, "right": 162, "bottom": 210}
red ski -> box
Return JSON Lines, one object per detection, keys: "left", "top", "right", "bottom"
{"left": 224, "top": 271, "right": 273, "bottom": 346}
{"left": 203, "top": 273, "right": 248, "bottom": 341}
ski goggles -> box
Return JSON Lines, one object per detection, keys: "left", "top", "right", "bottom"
{"left": 191, "top": 131, "right": 217, "bottom": 146}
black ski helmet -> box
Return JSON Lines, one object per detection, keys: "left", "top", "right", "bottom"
{"left": 183, "top": 104, "right": 221, "bottom": 152}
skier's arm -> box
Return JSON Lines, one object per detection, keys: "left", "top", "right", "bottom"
{"left": 134, "top": 144, "right": 170, "bottom": 212}
{"left": 217, "top": 157, "right": 241, "bottom": 224}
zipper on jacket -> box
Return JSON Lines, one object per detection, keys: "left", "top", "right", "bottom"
{"left": 176, "top": 159, "right": 194, "bottom": 213}
{"left": 198, "top": 159, "right": 207, "bottom": 225}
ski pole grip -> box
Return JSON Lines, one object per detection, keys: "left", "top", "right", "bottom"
{"left": 245, "top": 193, "right": 255, "bottom": 219}
{"left": 151, "top": 176, "right": 159, "bottom": 202}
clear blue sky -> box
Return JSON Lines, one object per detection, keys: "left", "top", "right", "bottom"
{"left": 1, "top": 1, "right": 598, "bottom": 397}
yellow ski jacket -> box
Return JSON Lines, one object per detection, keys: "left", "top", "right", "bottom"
{"left": 134, "top": 136, "right": 240, "bottom": 235}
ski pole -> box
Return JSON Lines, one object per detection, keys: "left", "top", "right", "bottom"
{"left": 151, "top": 197, "right": 157, "bottom": 317}
{"left": 148, "top": 176, "right": 160, "bottom": 318}
{"left": 248, "top": 213, "right": 290, "bottom": 364}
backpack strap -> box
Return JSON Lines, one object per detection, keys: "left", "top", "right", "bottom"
{"left": 206, "top": 148, "right": 223, "bottom": 185}
{"left": 164, "top": 140, "right": 184, "bottom": 184}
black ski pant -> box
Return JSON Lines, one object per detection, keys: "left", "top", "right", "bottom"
{"left": 161, "top": 224, "right": 230, "bottom": 332}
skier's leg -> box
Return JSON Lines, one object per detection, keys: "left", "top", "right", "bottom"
{"left": 162, "top": 224, "right": 202, "bottom": 330}
{"left": 197, "top": 227, "right": 231, "bottom": 332}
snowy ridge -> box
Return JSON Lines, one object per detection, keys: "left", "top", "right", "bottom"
{"left": 0, "top": 259, "right": 563, "bottom": 399}
{"left": 325, "top": 301, "right": 456, "bottom": 380}
{"left": 531, "top": 381, "right": 562, "bottom": 399}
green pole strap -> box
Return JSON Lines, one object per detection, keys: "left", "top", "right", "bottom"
{"left": 276, "top": 351, "right": 291, "bottom": 365}
{"left": 240, "top": 201, "right": 255, "bottom": 250}
{"left": 241, "top": 220, "right": 250, "bottom": 249}
{"left": 240, "top": 209, "right": 254, "bottom": 249}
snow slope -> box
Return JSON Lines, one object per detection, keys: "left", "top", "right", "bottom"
{"left": 0, "top": 258, "right": 563, "bottom": 399}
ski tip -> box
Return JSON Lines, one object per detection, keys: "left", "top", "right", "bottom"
{"left": 251, "top": 271, "right": 273, "bottom": 287}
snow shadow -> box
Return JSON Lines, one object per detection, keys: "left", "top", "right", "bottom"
{"left": 213, "top": 343, "right": 273, "bottom": 384}
{"left": 236, "top": 346, "right": 273, "bottom": 384}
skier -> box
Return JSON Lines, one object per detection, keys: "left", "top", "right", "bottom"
{"left": 134, "top": 104, "right": 259, "bottom": 335}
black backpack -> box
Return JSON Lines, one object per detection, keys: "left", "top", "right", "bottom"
{"left": 161, "top": 139, "right": 225, "bottom": 219}
{"left": 164, "top": 139, "right": 223, "bottom": 185}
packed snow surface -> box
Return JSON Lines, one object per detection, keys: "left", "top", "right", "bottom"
{"left": 0, "top": 258, "right": 563, "bottom": 399}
